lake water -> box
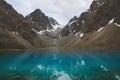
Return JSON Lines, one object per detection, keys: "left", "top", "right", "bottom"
{"left": 0, "top": 50, "right": 120, "bottom": 80}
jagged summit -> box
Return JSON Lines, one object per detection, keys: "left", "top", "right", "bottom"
{"left": 68, "top": 16, "right": 78, "bottom": 24}
{"left": 26, "top": 9, "right": 61, "bottom": 31}
{"left": 29, "top": 9, "right": 46, "bottom": 18}
{"left": 25, "top": 9, "right": 53, "bottom": 31}
{"left": 33, "top": 9, "right": 42, "bottom": 13}
{"left": 60, "top": 16, "right": 79, "bottom": 37}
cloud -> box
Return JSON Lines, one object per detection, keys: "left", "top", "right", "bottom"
{"left": 6, "top": 0, "right": 93, "bottom": 25}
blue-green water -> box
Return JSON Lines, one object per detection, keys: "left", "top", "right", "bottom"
{"left": 0, "top": 50, "right": 120, "bottom": 80}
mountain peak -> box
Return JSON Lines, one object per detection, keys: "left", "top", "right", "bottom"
{"left": 68, "top": 16, "right": 78, "bottom": 24}
{"left": 30, "top": 9, "right": 45, "bottom": 17}
{"left": 25, "top": 9, "right": 53, "bottom": 31}
{"left": 49, "top": 17, "right": 60, "bottom": 26}
{"left": 33, "top": 9, "right": 42, "bottom": 14}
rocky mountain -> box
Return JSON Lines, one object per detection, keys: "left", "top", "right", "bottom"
{"left": 49, "top": 17, "right": 61, "bottom": 29}
{"left": 61, "top": 16, "right": 78, "bottom": 36}
{"left": 25, "top": 9, "right": 53, "bottom": 31}
{"left": 62, "top": 0, "right": 120, "bottom": 36}
{"left": 25, "top": 9, "right": 62, "bottom": 46}
{"left": 25, "top": 9, "right": 60, "bottom": 31}
{"left": 0, "top": 0, "right": 53, "bottom": 49}
{"left": 59, "top": 23, "right": 120, "bottom": 50}
{"left": 59, "top": 0, "right": 120, "bottom": 50}
{"left": 0, "top": 0, "right": 120, "bottom": 50}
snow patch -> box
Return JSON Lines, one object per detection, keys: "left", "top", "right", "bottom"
{"left": 82, "top": 20, "right": 85, "bottom": 24}
{"left": 109, "top": 18, "right": 114, "bottom": 24}
{"left": 38, "top": 28, "right": 52, "bottom": 35}
{"left": 80, "top": 33, "right": 84, "bottom": 38}
{"left": 52, "top": 24, "right": 63, "bottom": 30}
{"left": 75, "top": 32, "right": 84, "bottom": 38}
{"left": 38, "top": 30, "right": 46, "bottom": 34}
{"left": 32, "top": 28, "right": 38, "bottom": 33}
{"left": 115, "top": 23, "right": 120, "bottom": 27}
{"left": 46, "top": 27, "right": 51, "bottom": 32}
{"left": 68, "top": 20, "right": 77, "bottom": 26}
{"left": 75, "top": 32, "right": 79, "bottom": 36}
{"left": 99, "top": 2, "right": 104, "bottom": 6}
{"left": 97, "top": 27, "right": 104, "bottom": 32}
{"left": 10, "top": 31, "right": 19, "bottom": 35}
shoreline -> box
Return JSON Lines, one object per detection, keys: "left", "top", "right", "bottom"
{"left": 0, "top": 47, "right": 120, "bottom": 52}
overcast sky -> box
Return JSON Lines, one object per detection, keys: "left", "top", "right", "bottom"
{"left": 6, "top": 0, "right": 93, "bottom": 25}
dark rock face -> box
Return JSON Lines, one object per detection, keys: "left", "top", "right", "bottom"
{"left": 49, "top": 17, "right": 60, "bottom": 26}
{"left": 0, "top": 0, "right": 23, "bottom": 31}
{"left": 25, "top": 9, "right": 53, "bottom": 31}
{"left": 62, "top": 0, "right": 120, "bottom": 36}
{"left": 61, "top": 16, "right": 78, "bottom": 37}
{"left": 0, "top": 0, "right": 50, "bottom": 49}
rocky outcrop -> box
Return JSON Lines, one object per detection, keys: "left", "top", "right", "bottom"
{"left": 61, "top": 16, "right": 78, "bottom": 37}
{"left": 25, "top": 9, "right": 53, "bottom": 31}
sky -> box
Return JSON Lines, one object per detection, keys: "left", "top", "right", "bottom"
{"left": 6, "top": 0, "right": 93, "bottom": 25}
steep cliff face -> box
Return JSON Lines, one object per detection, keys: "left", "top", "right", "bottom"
{"left": 61, "top": 0, "right": 120, "bottom": 36}
{"left": 0, "top": 0, "right": 52, "bottom": 49}
{"left": 25, "top": 9, "right": 53, "bottom": 31}
{"left": 59, "top": 0, "right": 120, "bottom": 49}
{"left": 0, "top": 0, "right": 23, "bottom": 31}
{"left": 61, "top": 16, "right": 78, "bottom": 37}
{"left": 25, "top": 9, "right": 61, "bottom": 32}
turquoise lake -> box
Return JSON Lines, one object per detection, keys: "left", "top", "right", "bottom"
{"left": 0, "top": 50, "right": 120, "bottom": 80}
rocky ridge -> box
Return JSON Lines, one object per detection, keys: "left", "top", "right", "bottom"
{"left": 59, "top": 0, "right": 120, "bottom": 50}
